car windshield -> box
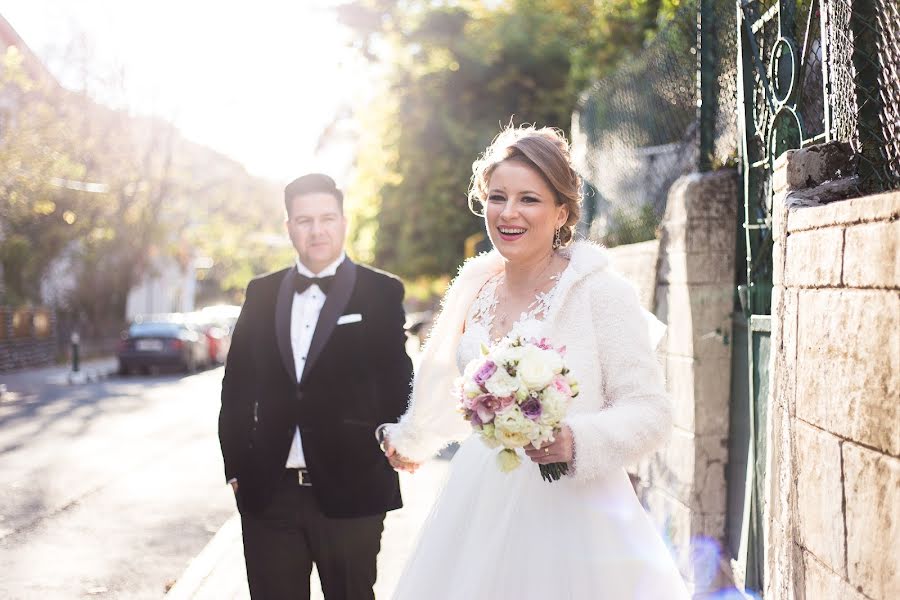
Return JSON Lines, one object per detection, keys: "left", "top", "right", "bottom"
{"left": 129, "top": 322, "right": 182, "bottom": 337}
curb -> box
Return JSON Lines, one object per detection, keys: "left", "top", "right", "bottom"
{"left": 165, "top": 513, "right": 244, "bottom": 599}
{"left": 0, "top": 357, "right": 119, "bottom": 391}
{"left": 61, "top": 363, "right": 118, "bottom": 385}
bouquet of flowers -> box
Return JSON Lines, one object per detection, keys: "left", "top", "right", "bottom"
{"left": 456, "top": 335, "right": 578, "bottom": 482}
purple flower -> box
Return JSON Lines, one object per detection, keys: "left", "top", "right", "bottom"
{"left": 473, "top": 360, "right": 498, "bottom": 390}
{"left": 471, "top": 393, "right": 514, "bottom": 423}
{"left": 520, "top": 397, "right": 543, "bottom": 420}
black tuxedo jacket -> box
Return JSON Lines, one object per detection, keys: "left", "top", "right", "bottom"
{"left": 218, "top": 258, "right": 413, "bottom": 518}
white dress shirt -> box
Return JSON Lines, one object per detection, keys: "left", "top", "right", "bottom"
{"left": 285, "top": 251, "right": 346, "bottom": 468}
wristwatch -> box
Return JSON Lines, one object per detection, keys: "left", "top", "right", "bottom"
{"left": 374, "top": 423, "right": 389, "bottom": 452}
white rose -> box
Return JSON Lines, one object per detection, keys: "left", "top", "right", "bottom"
{"left": 517, "top": 345, "right": 555, "bottom": 390}
{"left": 494, "top": 407, "right": 540, "bottom": 447}
{"left": 493, "top": 344, "right": 524, "bottom": 366}
{"left": 542, "top": 347, "right": 564, "bottom": 373}
{"left": 529, "top": 424, "right": 556, "bottom": 449}
{"left": 495, "top": 428, "right": 530, "bottom": 448}
{"left": 484, "top": 367, "right": 521, "bottom": 398}
{"left": 463, "top": 378, "right": 482, "bottom": 398}
{"left": 539, "top": 387, "right": 568, "bottom": 425}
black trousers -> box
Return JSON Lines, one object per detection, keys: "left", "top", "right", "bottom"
{"left": 239, "top": 470, "right": 385, "bottom": 600}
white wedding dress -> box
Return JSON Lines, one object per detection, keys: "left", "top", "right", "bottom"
{"left": 391, "top": 270, "right": 690, "bottom": 600}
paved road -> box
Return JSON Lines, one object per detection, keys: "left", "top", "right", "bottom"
{"left": 0, "top": 366, "right": 235, "bottom": 599}
{"left": 169, "top": 458, "right": 452, "bottom": 600}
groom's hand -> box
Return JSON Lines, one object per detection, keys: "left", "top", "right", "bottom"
{"left": 230, "top": 480, "right": 239, "bottom": 494}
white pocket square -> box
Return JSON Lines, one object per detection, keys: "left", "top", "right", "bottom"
{"left": 337, "top": 313, "right": 363, "bottom": 325}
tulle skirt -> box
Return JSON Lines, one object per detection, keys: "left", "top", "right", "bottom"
{"left": 392, "top": 436, "right": 691, "bottom": 600}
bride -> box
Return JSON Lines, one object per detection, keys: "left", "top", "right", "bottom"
{"left": 382, "top": 126, "right": 690, "bottom": 599}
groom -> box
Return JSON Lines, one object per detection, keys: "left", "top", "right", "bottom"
{"left": 218, "top": 173, "right": 413, "bottom": 600}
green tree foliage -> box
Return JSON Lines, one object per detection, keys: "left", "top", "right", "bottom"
{"left": 339, "top": 0, "right": 680, "bottom": 278}
{"left": 0, "top": 47, "right": 289, "bottom": 334}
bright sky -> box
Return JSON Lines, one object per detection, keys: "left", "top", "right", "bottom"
{"left": 0, "top": 0, "right": 372, "bottom": 184}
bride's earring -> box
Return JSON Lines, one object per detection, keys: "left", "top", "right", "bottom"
{"left": 552, "top": 227, "right": 562, "bottom": 250}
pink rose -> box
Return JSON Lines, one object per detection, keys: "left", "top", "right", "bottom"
{"left": 530, "top": 337, "right": 553, "bottom": 350}
{"left": 552, "top": 375, "right": 572, "bottom": 396}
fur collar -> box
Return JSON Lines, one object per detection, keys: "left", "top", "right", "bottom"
{"left": 454, "top": 239, "right": 610, "bottom": 289}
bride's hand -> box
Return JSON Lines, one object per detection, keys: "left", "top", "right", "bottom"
{"left": 524, "top": 424, "right": 575, "bottom": 464}
{"left": 383, "top": 437, "right": 421, "bottom": 473}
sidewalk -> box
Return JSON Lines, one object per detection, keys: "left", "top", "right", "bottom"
{"left": 0, "top": 357, "right": 118, "bottom": 392}
{"left": 165, "top": 458, "right": 452, "bottom": 600}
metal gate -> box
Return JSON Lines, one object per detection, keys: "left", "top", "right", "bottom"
{"left": 731, "top": 0, "right": 835, "bottom": 591}
{"left": 732, "top": 0, "right": 899, "bottom": 590}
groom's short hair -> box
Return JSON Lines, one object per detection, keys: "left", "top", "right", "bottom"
{"left": 284, "top": 173, "right": 343, "bottom": 213}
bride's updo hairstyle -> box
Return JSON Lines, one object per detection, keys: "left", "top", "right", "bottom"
{"left": 468, "top": 125, "right": 582, "bottom": 248}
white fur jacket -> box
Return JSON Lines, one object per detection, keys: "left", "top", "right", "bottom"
{"left": 385, "top": 240, "right": 672, "bottom": 483}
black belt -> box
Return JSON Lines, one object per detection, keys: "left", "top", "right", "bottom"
{"left": 285, "top": 467, "right": 312, "bottom": 487}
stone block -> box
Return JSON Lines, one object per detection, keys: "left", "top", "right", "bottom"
{"left": 775, "top": 142, "right": 855, "bottom": 193}
{"left": 692, "top": 356, "right": 733, "bottom": 436}
{"left": 843, "top": 443, "right": 900, "bottom": 599}
{"left": 795, "top": 290, "right": 900, "bottom": 455}
{"left": 645, "top": 487, "right": 693, "bottom": 565}
{"left": 683, "top": 218, "right": 736, "bottom": 255}
{"left": 773, "top": 219, "right": 786, "bottom": 286}
{"left": 692, "top": 435, "right": 728, "bottom": 516}
{"left": 666, "top": 355, "right": 696, "bottom": 431}
{"left": 784, "top": 177, "right": 863, "bottom": 208}
{"left": 787, "top": 189, "right": 900, "bottom": 233}
{"left": 606, "top": 240, "right": 660, "bottom": 311}
{"left": 763, "top": 400, "right": 797, "bottom": 597}
{"left": 657, "top": 427, "right": 697, "bottom": 506}
{"left": 664, "top": 170, "right": 739, "bottom": 225}
{"left": 661, "top": 220, "right": 687, "bottom": 254}
{"left": 699, "top": 512, "right": 726, "bottom": 543}
{"left": 783, "top": 228, "right": 844, "bottom": 287}
{"left": 661, "top": 286, "right": 693, "bottom": 356}
{"left": 765, "top": 544, "right": 804, "bottom": 600}
{"left": 662, "top": 284, "right": 735, "bottom": 360}
{"left": 770, "top": 286, "right": 799, "bottom": 416}
{"left": 794, "top": 421, "right": 845, "bottom": 574}
{"left": 801, "top": 551, "right": 869, "bottom": 600}
{"left": 687, "top": 533, "right": 733, "bottom": 594}
{"left": 659, "top": 251, "right": 734, "bottom": 286}
{"left": 843, "top": 220, "right": 900, "bottom": 289}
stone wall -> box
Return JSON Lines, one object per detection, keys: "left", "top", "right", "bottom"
{"left": 604, "top": 239, "right": 660, "bottom": 311}
{"left": 765, "top": 145, "right": 899, "bottom": 600}
{"left": 0, "top": 306, "right": 57, "bottom": 371}
{"left": 604, "top": 169, "right": 740, "bottom": 592}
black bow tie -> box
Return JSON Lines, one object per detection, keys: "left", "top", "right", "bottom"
{"left": 295, "top": 273, "right": 334, "bottom": 295}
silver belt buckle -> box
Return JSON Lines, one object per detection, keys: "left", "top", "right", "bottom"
{"left": 297, "top": 469, "right": 312, "bottom": 487}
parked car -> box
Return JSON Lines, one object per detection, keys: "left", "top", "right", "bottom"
{"left": 117, "top": 316, "right": 209, "bottom": 375}
{"left": 185, "top": 311, "right": 232, "bottom": 365}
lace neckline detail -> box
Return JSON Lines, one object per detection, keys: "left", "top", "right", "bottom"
{"left": 468, "top": 270, "right": 564, "bottom": 343}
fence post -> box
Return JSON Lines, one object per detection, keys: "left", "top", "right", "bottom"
{"left": 850, "top": 1, "right": 888, "bottom": 193}
{"left": 71, "top": 331, "right": 80, "bottom": 373}
{"left": 697, "top": 0, "right": 717, "bottom": 172}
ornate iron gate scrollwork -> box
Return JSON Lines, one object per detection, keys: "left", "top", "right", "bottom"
{"left": 733, "top": 0, "right": 831, "bottom": 591}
